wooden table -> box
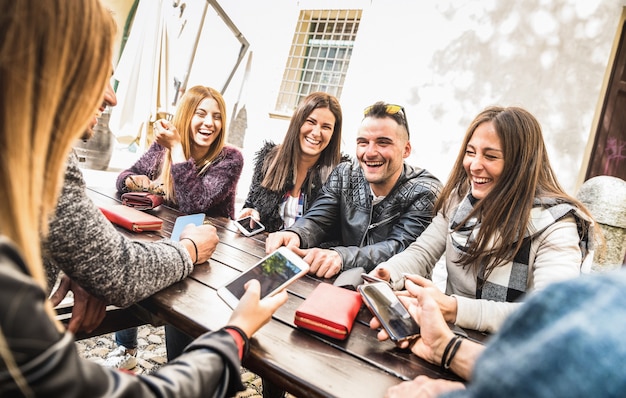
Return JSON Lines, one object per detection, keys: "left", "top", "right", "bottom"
{"left": 86, "top": 186, "right": 486, "bottom": 398}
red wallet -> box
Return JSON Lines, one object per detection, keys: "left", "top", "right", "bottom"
{"left": 99, "top": 204, "right": 163, "bottom": 232}
{"left": 121, "top": 192, "right": 164, "bottom": 210}
{"left": 294, "top": 283, "right": 362, "bottom": 340}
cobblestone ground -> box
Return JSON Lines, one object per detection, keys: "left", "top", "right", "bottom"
{"left": 75, "top": 324, "right": 296, "bottom": 398}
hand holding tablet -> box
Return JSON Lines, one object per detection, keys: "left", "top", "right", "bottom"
{"left": 218, "top": 247, "right": 309, "bottom": 309}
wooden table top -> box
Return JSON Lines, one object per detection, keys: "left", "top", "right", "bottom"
{"left": 87, "top": 186, "right": 486, "bottom": 398}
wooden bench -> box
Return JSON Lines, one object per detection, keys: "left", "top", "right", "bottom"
{"left": 55, "top": 300, "right": 164, "bottom": 341}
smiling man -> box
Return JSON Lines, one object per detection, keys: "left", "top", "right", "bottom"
{"left": 265, "top": 101, "right": 442, "bottom": 278}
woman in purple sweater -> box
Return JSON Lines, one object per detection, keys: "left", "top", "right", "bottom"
{"left": 114, "top": 85, "right": 243, "bottom": 366}
{"left": 116, "top": 85, "right": 243, "bottom": 219}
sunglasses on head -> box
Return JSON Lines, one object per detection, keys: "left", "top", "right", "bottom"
{"left": 363, "top": 104, "right": 410, "bottom": 139}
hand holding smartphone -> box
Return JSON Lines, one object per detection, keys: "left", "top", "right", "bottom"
{"left": 358, "top": 282, "right": 420, "bottom": 343}
{"left": 217, "top": 247, "right": 309, "bottom": 309}
{"left": 234, "top": 216, "right": 265, "bottom": 236}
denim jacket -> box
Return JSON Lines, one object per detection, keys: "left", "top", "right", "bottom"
{"left": 443, "top": 270, "right": 626, "bottom": 398}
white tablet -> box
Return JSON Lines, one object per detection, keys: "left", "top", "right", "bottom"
{"left": 217, "top": 247, "right": 309, "bottom": 309}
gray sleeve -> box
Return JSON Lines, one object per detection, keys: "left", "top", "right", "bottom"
{"left": 42, "top": 154, "right": 193, "bottom": 307}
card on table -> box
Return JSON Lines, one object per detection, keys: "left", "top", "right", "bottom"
{"left": 170, "top": 213, "right": 206, "bottom": 241}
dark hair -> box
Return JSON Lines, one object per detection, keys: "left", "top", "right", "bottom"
{"left": 363, "top": 101, "right": 410, "bottom": 140}
{"left": 262, "top": 92, "right": 343, "bottom": 191}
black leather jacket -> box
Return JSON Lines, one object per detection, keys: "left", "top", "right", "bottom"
{"left": 286, "top": 160, "right": 442, "bottom": 272}
{"left": 0, "top": 238, "right": 244, "bottom": 397}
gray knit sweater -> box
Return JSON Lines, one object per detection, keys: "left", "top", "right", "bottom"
{"left": 42, "top": 153, "right": 193, "bottom": 307}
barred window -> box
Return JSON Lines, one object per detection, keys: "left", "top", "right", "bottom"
{"left": 275, "top": 9, "right": 362, "bottom": 114}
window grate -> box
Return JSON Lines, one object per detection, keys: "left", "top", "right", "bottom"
{"left": 275, "top": 9, "right": 361, "bottom": 114}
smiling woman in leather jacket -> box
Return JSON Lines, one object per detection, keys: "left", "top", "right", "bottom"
{"left": 238, "top": 92, "right": 345, "bottom": 233}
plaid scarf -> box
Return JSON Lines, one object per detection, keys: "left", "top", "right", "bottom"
{"left": 450, "top": 194, "right": 593, "bottom": 302}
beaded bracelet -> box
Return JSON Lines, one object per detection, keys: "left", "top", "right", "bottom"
{"left": 180, "top": 237, "right": 199, "bottom": 265}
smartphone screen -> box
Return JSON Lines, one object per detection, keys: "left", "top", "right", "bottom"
{"left": 358, "top": 282, "right": 420, "bottom": 342}
{"left": 235, "top": 216, "right": 265, "bottom": 236}
{"left": 218, "top": 247, "right": 309, "bottom": 309}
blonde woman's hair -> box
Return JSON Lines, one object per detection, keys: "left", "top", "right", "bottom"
{"left": 0, "top": 0, "right": 115, "bottom": 312}
{"left": 161, "top": 86, "right": 227, "bottom": 202}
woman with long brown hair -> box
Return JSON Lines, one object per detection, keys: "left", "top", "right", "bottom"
{"left": 116, "top": 85, "right": 245, "bottom": 363}
{"left": 238, "top": 92, "right": 344, "bottom": 232}
{"left": 373, "top": 106, "right": 598, "bottom": 333}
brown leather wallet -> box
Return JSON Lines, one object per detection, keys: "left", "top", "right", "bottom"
{"left": 121, "top": 192, "right": 164, "bottom": 210}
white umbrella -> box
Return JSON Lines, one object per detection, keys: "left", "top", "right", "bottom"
{"left": 109, "top": 0, "right": 173, "bottom": 152}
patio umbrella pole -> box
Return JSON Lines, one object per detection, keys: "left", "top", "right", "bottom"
{"left": 173, "top": 0, "right": 209, "bottom": 106}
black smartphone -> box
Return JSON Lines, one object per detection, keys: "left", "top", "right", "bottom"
{"left": 234, "top": 216, "right": 265, "bottom": 236}
{"left": 217, "top": 247, "right": 309, "bottom": 309}
{"left": 358, "top": 282, "right": 420, "bottom": 342}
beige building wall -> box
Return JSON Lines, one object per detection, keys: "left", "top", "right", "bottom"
{"left": 101, "top": 0, "right": 135, "bottom": 64}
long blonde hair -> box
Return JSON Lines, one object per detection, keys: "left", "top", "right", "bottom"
{"left": 161, "top": 86, "right": 227, "bottom": 202}
{"left": 0, "top": 0, "right": 115, "bottom": 310}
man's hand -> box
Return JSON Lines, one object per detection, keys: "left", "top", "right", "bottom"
{"left": 265, "top": 231, "right": 300, "bottom": 253}
{"left": 405, "top": 274, "right": 458, "bottom": 323}
{"left": 292, "top": 247, "right": 342, "bottom": 278}
{"left": 370, "top": 278, "right": 456, "bottom": 359}
{"left": 49, "top": 274, "right": 106, "bottom": 334}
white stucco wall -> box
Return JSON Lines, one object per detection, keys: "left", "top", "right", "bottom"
{"left": 105, "top": 0, "right": 626, "bottom": 203}
{"left": 338, "top": 0, "right": 623, "bottom": 194}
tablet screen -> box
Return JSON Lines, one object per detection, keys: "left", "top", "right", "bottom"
{"left": 225, "top": 250, "right": 303, "bottom": 299}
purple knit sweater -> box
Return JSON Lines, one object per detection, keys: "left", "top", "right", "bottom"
{"left": 116, "top": 143, "right": 243, "bottom": 219}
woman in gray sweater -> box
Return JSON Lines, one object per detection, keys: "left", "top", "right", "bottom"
{"left": 0, "top": 1, "right": 286, "bottom": 396}
{"left": 373, "top": 106, "right": 598, "bottom": 333}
